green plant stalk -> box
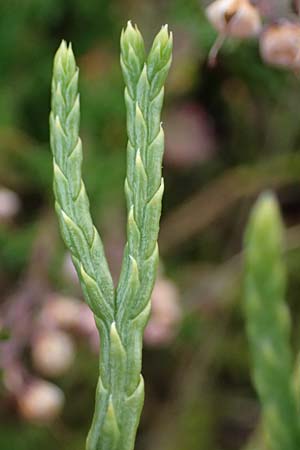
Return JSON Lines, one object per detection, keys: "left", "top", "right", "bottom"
{"left": 244, "top": 193, "right": 300, "bottom": 450}
{"left": 50, "top": 22, "right": 172, "bottom": 450}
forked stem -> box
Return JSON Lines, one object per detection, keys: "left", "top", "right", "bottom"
{"left": 50, "top": 22, "right": 172, "bottom": 450}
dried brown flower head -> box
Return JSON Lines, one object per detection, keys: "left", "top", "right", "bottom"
{"left": 260, "top": 21, "right": 300, "bottom": 71}
{"left": 206, "top": 0, "right": 262, "bottom": 38}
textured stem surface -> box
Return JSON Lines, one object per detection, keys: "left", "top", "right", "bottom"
{"left": 111, "top": 21, "right": 172, "bottom": 450}
{"left": 244, "top": 193, "right": 300, "bottom": 450}
{"left": 50, "top": 22, "right": 172, "bottom": 450}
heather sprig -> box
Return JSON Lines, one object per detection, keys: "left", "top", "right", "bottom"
{"left": 50, "top": 22, "right": 172, "bottom": 450}
{"left": 244, "top": 193, "right": 300, "bottom": 450}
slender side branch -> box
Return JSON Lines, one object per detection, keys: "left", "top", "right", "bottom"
{"left": 244, "top": 193, "right": 300, "bottom": 450}
{"left": 50, "top": 42, "right": 119, "bottom": 449}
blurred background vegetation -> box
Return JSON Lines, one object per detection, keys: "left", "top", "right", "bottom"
{"left": 1, "top": 0, "right": 300, "bottom": 449}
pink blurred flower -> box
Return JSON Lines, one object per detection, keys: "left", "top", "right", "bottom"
{"left": 31, "top": 330, "right": 75, "bottom": 377}
{"left": 165, "top": 103, "right": 216, "bottom": 169}
{"left": 260, "top": 21, "right": 300, "bottom": 71}
{"left": 39, "top": 294, "right": 81, "bottom": 330}
{"left": 17, "top": 379, "right": 64, "bottom": 423}
{"left": 0, "top": 187, "right": 20, "bottom": 222}
{"left": 144, "top": 278, "right": 182, "bottom": 347}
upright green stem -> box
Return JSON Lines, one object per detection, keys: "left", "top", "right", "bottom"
{"left": 244, "top": 193, "right": 300, "bottom": 450}
{"left": 112, "top": 21, "right": 172, "bottom": 449}
{"left": 50, "top": 22, "right": 172, "bottom": 450}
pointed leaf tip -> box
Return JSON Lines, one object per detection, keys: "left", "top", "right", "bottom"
{"left": 252, "top": 192, "right": 280, "bottom": 225}
{"left": 246, "top": 191, "right": 283, "bottom": 251}
{"left": 60, "top": 39, "right": 67, "bottom": 49}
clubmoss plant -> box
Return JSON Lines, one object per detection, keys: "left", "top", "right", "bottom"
{"left": 244, "top": 193, "right": 300, "bottom": 450}
{"left": 50, "top": 21, "right": 172, "bottom": 450}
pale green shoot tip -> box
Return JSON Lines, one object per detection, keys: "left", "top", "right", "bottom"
{"left": 121, "top": 20, "right": 145, "bottom": 56}
{"left": 151, "top": 23, "right": 172, "bottom": 51}
{"left": 54, "top": 40, "right": 76, "bottom": 78}
{"left": 246, "top": 191, "right": 283, "bottom": 254}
